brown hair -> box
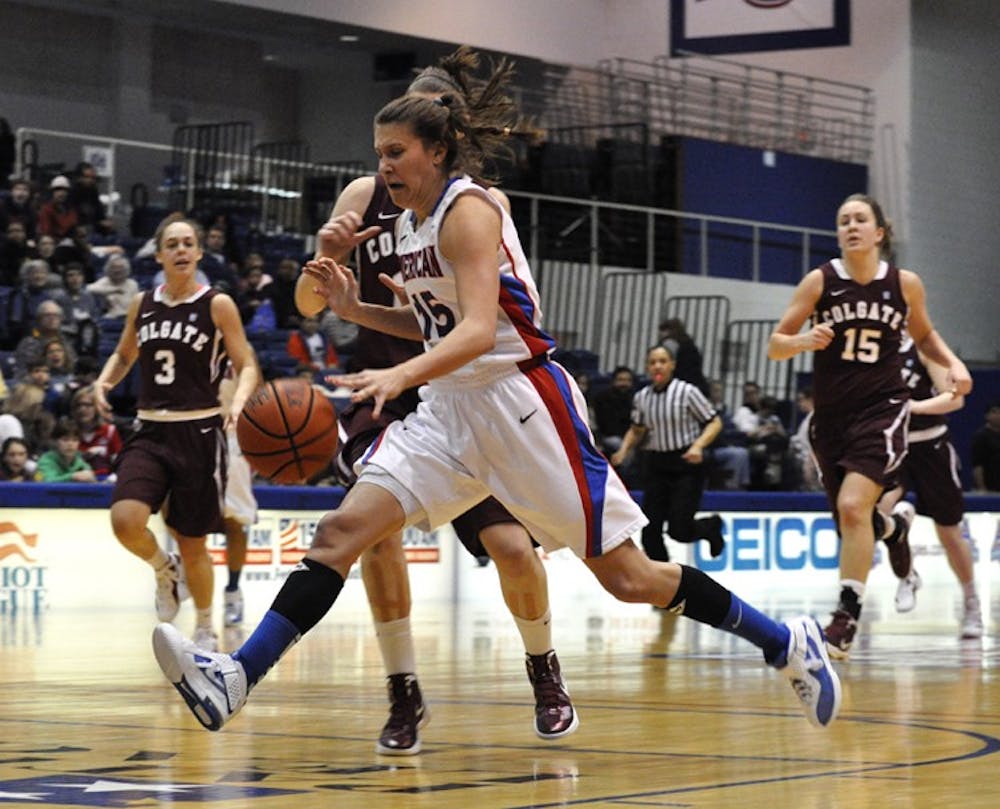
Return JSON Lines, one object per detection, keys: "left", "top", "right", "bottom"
{"left": 153, "top": 212, "right": 204, "bottom": 251}
{"left": 379, "top": 46, "right": 539, "bottom": 182}
{"left": 840, "top": 193, "right": 894, "bottom": 258}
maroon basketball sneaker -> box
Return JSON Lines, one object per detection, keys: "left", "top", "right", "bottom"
{"left": 526, "top": 650, "right": 579, "bottom": 739}
{"left": 824, "top": 610, "right": 857, "bottom": 660}
{"left": 376, "top": 673, "right": 429, "bottom": 755}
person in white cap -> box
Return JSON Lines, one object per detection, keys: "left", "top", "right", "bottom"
{"left": 38, "top": 175, "right": 79, "bottom": 239}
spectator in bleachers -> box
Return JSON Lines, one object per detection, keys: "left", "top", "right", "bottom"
{"left": 241, "top": 251, "right": 272, "bottom": 288}
{"left": 206, "top": 211, "right": 244, "bottom": 269}
{"left": 236, "top": 262, "right": 274, "bottom": 326}
{"left": 0, "top": 178, "right": 37, "bottom": 241}
{"left": 657, "top": 317, "right": 709, "bottom": 395}
{"left": 319, "top": 307, "right": 358, "bottom": 359}
{"left": 52, "top": 224, "right": 123, "bottom": 282}
{"left": 60, "top": 355, "right": 100, "bottom": 407}
{"left": 7, "top": 261, "right": 59, "bottom": 348}
{"left": 41, "top": 338, "right": 74, "bottom": 412}
{"left": 0, "top": 219, "right": 29, "bottom": 287}
{"left": 198, "top": 226, "right": 241, "bottom": 293}
{"left": 14, "top": 299, "right": 77, "bottom": 379}
{"left": 789, "top": 386, "right": 821, "bottom": 491}
{"left": 0, "top": 412, "right": 23, "bottom": 446}
{"left": 705, "top": 379, "right": 750, "bottom": 490}
{"left": 69, "top": 161, "right": 115, "bottom": 236}
{"left": 34, "top": 416, "right": 96, "bottom": 482}
{"left": 51, "top": 262, "right": 100, "bottom": 357}
{"left": 5, "top": 359, "right": 55, "bottom": 453}
{"left": 591, "top": 365, "right": 635, "bottom": 457}
{"left": 203, "top": 224, "right": 227, "bottom": 266}
{"left": 745, "top": 394, "right": 789, "bottom": 489}
{"left": 31, "top": 233, "right": 56, "bottom": 263}
{"left": 69, "top": 385, "right": 122, "bottom": 479}
{"left": 286, "top": 315, "right": 338, "bottom": 372}
{"left": 37, "top": 175, "right": 79, "bottom": 239}
{"left": 971, "top": 401, "right": 1000, "bottom": 493}
{"left": 0, "top": 436, "right": 33, "bottom": 482}
{"left": 270, "top": 257, "right": 303, "bottom": 330}
{"left": 88, "top": 254, "right": 139, "bottom": 318}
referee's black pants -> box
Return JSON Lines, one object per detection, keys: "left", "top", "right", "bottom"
{"left": 638, "top": 449, "right": 711, "bottom": 562}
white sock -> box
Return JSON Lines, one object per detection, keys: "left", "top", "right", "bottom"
{"left": 513, "top": 608, "right": 553, "bottom": 657}
{"left": 375, "top": 616, "right": 416, "bottom": 676}
{"left": 961, "top": 580, "right": 978, "bottom": 602}
{"left": 195, "top": 607, "right": 213, "bottom": 630}
{"left": 149, "top": 546, "right": 169, "bottom": 571}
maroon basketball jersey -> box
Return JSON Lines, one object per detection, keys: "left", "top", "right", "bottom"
{"left": 349, "top": 175, "right": 423, "bottom": 374}
{"left": 900, "top": 335, "right": 945, "bottom": 433}
{"left": 135, "top": 285, "right": 227, "bottom": 412}
{"left": 811, "top": 259, "right": 909, "bottom": 413}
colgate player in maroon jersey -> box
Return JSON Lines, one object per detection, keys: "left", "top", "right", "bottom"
{"left": 768, "top": 194, "right": 971, "bottom": 659}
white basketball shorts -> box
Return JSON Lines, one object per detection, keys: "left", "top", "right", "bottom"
{"left": 357, "top": 360, "right": 647, "bottom": 558}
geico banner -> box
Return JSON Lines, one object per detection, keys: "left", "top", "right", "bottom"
{"left": 685, "top": 511, "right": 1000, "bottom": 594}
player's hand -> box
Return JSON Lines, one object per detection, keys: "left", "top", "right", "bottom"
{"left": 224, "top": 397, "right": 246, "bottom": 432}
{"left": 378, "top": 273, "right": 409, "bottom": 307}
{"left": 801, "top": 323, "right": 835, "bottom": 352}
{"left": 325, "top": 366, "right": 409, "bottom": 419}
{"left": 93, "top": 380, "right": 114, "bottom": 419}
{"left": 303, "top": 257, "right": 360, "bottom": 319}
{"left": 947, "top": 361, "right": 973, "bottom": 396}
{"left": 316, "top": 211, "right": 380, "bottom": 259}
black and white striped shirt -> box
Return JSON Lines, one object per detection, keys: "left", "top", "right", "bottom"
{"left": 631, "top": 378, "right": 717, "bottom": 452}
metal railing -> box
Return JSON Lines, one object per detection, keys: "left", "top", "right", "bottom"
{"left": 531, "top": 51, "right": 875, "bottom": 163}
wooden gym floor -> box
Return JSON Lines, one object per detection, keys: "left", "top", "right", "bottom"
{"left": 1, "top": 561, "right": 999, "bottom": 809}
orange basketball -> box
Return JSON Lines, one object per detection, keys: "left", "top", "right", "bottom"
{"left": 236, "top": 378, "right": 339, "bottom": 484}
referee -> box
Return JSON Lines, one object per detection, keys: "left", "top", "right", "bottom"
{"left": 611, "top": 344, "right": 725, "bottom": 562}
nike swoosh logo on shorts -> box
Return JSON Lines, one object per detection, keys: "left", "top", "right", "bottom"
{"left": 889, "top": 398, "right": 902, "bottom": 404}
{"left": 200, "top": 427, "right": 214, "bottom": 434}
{"left": 378, "top": 212, "right": 399, "bottom": 221}
{"left": 519, "top": 409, "right": 537, "bottom": 424}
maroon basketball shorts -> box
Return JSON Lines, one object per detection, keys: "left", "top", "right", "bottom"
{"left": 112, "top": 417, "right": 226, "bottom": 536}
{"left": 899, "top": 434, "right": 964, "bottom": 526}
{"left": 811, "top": 397, "right": 909, "bottom": 498}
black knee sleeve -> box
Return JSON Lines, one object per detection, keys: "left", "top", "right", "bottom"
{"left": 665, "top": 564, "right": 731, "bottom": 626}
{"left": 271, "top": 557, "right": 344, "bottom": 635}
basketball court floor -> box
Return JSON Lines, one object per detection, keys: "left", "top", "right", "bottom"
{"left": 1, "top": 554, "right": 998, "bottom": 809}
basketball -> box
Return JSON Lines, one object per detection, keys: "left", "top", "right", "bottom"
{"left": 236, "top": 378, "right": 339, "bottom": 484}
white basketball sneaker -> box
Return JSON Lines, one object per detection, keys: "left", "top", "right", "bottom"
{"left": 223, "top": 588, "right": 244, "bottom": 628}
{"left": 960, "top": 596, "right": 984, "bottom": 639}
{"left": 894, "top": 569, "right": 922, "bottom": 613}
{"left": 153, "top": 623, "right": 246, "bottom": 731}
{"left": 779, "top": 615, "right": 842, "bottom": 728}
{"left": 154, "top": 552, "right": 190, "bottom": 622}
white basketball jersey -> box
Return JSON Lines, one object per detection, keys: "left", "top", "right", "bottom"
{"left": 394, "top": 175, "right": 555, "bottom": 385}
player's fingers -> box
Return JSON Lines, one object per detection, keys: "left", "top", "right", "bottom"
{"left": 354, "top": 225, "right": 382, "bottom": 243}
